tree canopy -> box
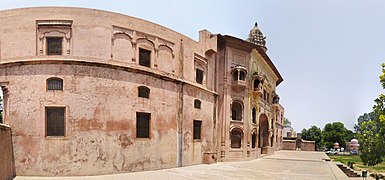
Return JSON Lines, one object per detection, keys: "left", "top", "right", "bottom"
{"left": 322, "top": 122, "right": 353, "bottom": 148}
{"left": 358, "top": 64, "right": 385, "bottom": 166}
{"left": 284, "top": 118, "right": 291, "bottom": 126}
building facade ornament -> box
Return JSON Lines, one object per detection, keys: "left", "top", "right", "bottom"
{"left": 247, "top": 22, "right": 267, "bottom": 50}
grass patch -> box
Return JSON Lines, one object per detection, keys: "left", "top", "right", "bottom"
{"left": 328, "top": 154, "right": 385, "bottom": 172}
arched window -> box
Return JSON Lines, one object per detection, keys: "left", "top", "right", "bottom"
{"left": 239, "top": 71, "right": 246, "bottom": 81}
{"left": 252, "top": 132, "right": 257, "bottom": 148}
{"left": 138, "top": 86, "right": 150, "bottom": 98}
{"left": 47, "top": 77, "right": 63, "bottom": 91}
{"left": 231, "top": 129, "right": 242, "bottom": 148}
{"left": 194, "top": 99, "right": 201, "bottom": 109}
{"left": 232, "top": 71, "right": 238, "bottom": 81}
{"left": 253, "top": 79, "right": 260, "bottom": 91}
{"left": 231, "top": 101, "right": 243, "bottom": 121}
{"left": 252, "top": 107, "right": 256, "bottom": 124}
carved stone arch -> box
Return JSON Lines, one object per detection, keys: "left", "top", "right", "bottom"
{"left": 157, "top": 44, "right": 175, "bottom": 73}
{"left": 230, "top": 127, "right": 244, "bottom": 149}
{"left": 230, "top": 98, "right": 244, "bottom": 108}
{"left": 205, "top": 49, "right": 216, "bottom": 57}
{"left": 158, "top": 44, "right": 174, "bottom": 56}
{"left": 137, "top": 38, "right": 155, "bottom": 49}
{"left": 112, "top": 32, "right": 132, "bottom": 44}
{"left": 229, "top": 124, "right": 244, "bottom": 132}
{"left": 230, "top": 99, "right": 244, "bottom": 121}
{"left": 42, "top": 30, "right": 67, "bottom": 38}
{"left": 37, "top": 20, "right": 72, "bottom": 55}
{"left": 136, "top": 38, "right": 156, "bottom": 68}
{"left": 112, "top": 32, "right": 133, "bottom": 62}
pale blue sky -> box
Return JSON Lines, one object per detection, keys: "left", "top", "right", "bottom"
{"left": 1, "top": 0, "right": 384, "bottom": 131}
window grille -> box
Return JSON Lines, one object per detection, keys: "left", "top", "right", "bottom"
{"left": 46, "top": 107, "right": 65, "bottom": 136}
{"left": 136, "top": 112, "right": 150, "bottom": 138}
{"left": 47, "top": 37, "right": 63, "bottom": 55}
{"left": 47, "top": 78, "right": 63, "bottom": 90}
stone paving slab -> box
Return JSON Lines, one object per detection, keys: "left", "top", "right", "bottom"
{"left": 15, "top": 150, "right": 350, "bottom": 180}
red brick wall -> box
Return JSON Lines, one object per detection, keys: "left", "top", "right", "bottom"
{"left": 283, "top": 140, "right": 296, "bottom": 150}
{"left": 301, "top": 141, "right": 315, "bottom": 151}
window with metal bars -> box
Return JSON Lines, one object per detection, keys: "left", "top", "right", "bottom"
{"left": 47, "top": 78, "right": 63, "bottom": 91}
{"left": 139, "top": 48, "right": 151, "bottom": 67}
{"left": 46, "top": 37, "right": 63, "bottom": 55}
{"left": 46, "top": 107, "right": 65, "bottom": 136}
{"left": 193, "top": 120, "right": 202, "bottom": 140}
{"left": 136, "top": 112, "right": 150, "bottom": 138}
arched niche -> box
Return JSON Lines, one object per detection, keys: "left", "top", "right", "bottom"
{"left": 157, "top": 44, "right": 174, "bottom": 73}
{"left": 112, "top": 32, "right": 133, "bottom": 63}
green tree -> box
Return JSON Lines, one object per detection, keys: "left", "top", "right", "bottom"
{"left": 301, "top": 125, "right": 322, "bottom": 150}
{"left": 359, "top": 64, "right": 385, "bottom": 166}
{"left": 322, "top": 122, "right": 351, "bottom": 148}
{"left": 284, "top": 118, "right": 291, "bottom": 126}
{"left": 354, "top": 111, "right": 377, "bottom": 133}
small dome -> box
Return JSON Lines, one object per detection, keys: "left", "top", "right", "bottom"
{"left": 351, "top": 139, "right": 358, "bottom": 144}
{"left": 246, "top": 22, "right": 267, "bottom": 49}
{"left": 334, "top": 142, "right": 339, "bottom": 146}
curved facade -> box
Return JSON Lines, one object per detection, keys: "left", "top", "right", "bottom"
{"left": 0, "top": 7, "right": 284, "bottom": 176}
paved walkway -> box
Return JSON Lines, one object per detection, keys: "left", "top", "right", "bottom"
{"left": 15, "top": 150, "right": 350, "bottom": 180}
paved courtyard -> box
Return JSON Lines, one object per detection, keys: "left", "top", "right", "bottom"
{"left": 15, "top": 150, "right": 350, "bottom": 180}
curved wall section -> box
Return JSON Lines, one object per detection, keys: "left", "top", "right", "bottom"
{"left": 0, "top": 7, "right": 218, "bottom": 176}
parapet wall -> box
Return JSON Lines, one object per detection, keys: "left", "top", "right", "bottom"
{"left": 301, "top": 140, "right": 315, "bottom": 151}
{"left": 282, "top": 139, "right": 315, "bottom": 151}
{"left": 0, "top": 124, "right": 15, "bottom": 180}
{"left": 282, "top": 140, "right": 296, "bottom": 150}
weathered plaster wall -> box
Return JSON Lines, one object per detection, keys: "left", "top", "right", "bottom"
{"left": 0, "top": 64, "right": 180, "bottom": 175}
{"left": 0, "top": 124, "right": 15, "bottom": 180}
{"left": 0, "top": 7, "right": 217, "bottom": 91}
{"left": 182, "top": 84, "right": 215, "bottom": 165}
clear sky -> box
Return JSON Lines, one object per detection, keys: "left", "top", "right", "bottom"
{"left": 1, "top": 0, "right": 384, "bottom": 132}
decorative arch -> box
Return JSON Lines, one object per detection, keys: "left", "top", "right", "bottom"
{"left": 42, "top": 30, "right": 67, "bottom": 38}
{"left": 258, "top": 114, "right": 269, "bottom": 150}
{"left": 112, "top": 32, "right": 133, "bottom": 62}
{"left": 231, "top": 66, "right": 247, "bottom": 82}
{"left": 229, "top": 124, "right": 244, "bottom": 132}
{"left": 137, "top": 38, "right": 155, "bottom": 48}
{"left": 112, "top": 32, "right": 132, "bottom": 42}
{"left": 252, "top": 107, "right": 257, "bottom": 124}
{"left": 137, "top": 38, "right": 155, "bottom": 68}
{"left": 231, "top": 100, "right": 243, "bottom": 121}
{"left": 251, "top": 130, "right": 257, "bottom": 149}
{"left": 157, "top": 44, "right": 175, "bottom": 73}
{"left": 230, "top": 128, "right": 243, "bottom": 149}
{"left": 159, "top": 44, "right": 174, "bottom": 55}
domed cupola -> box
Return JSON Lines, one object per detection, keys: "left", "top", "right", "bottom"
{"left": 247, "top": 22, "right": 267, "bottom": 51}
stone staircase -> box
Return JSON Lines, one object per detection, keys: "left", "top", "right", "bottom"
{"left": 336, "top": 162, "right": 361, "bottom": 177}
